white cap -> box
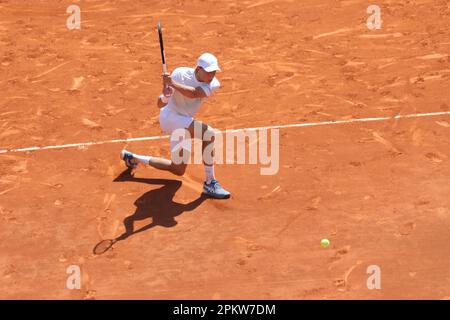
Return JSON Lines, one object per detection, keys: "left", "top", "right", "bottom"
{"left": 197, "top": 53, "right": 221, "bottom": 72}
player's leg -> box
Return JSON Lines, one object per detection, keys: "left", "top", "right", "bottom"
{"left": 168, "top": 130, "right": 191, "bottom": 176}
{"left": 186, "top": 120, "right": 214, "bottom": 180}
{"left": 121, "top": 149, "right": 188, "bottom": 176}
{"left": 120, "top": 106, "right": 191, "bottom": 175}
{"left": 121, "top": 149, "right": 169, "bottom": 170}
{"left": 186, "top": 120, "right": 230, "bottom": 199}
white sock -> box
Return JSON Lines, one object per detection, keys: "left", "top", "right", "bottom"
{"left": 133, "top": 153, "right": 152, "bottom": 165}
{"left": 204, "top": 165, "right": 215, "bottom": 184}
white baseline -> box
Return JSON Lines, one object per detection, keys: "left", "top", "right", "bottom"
{"left": 0, "top": 111, "right": 449, "bottom": 154}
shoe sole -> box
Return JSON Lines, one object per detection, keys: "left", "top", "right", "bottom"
{"left": 202, "top": 191, "right": 231, "bottom": 199}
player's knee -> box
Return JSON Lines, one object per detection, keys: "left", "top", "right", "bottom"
{"left": 171, "top": 164, "right": 187, "bottom": 176}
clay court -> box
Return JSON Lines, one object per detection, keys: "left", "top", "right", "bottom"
{"left": 1, "top": 0, "right": 449, "bottom": 299}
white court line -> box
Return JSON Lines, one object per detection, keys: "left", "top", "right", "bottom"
{"left": 0, "top": 111, "right": 449, "bottom": 154}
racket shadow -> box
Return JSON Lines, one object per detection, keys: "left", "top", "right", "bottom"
{"left": 93, "top": 168, "right": 207, "bottom": 255}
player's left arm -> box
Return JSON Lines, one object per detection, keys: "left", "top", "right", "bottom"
{"left": 156, "top": 79, "right": 175, "bottom": 109}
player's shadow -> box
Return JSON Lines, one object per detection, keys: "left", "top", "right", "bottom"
{"left": 108, "top": 168, "right": 207, "bottom": 244}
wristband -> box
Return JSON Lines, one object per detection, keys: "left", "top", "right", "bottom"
{"left": 160, "top": 94, "right": 169, "bottom": 104}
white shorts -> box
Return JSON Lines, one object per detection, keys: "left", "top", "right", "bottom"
{"left": 159, "top": 106, "right": 193, "bottom": 153}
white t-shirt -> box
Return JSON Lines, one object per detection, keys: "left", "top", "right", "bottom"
{"left": 166, "top": 67, "right": 220, "bottom": 117}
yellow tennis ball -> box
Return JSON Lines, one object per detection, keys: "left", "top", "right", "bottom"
{"left": 321, "top": 239, "right": 330, "bottom": 248}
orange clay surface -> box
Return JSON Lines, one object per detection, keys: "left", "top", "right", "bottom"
{"left": 1, "top": 0, "right": 450, "bottom": 299}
